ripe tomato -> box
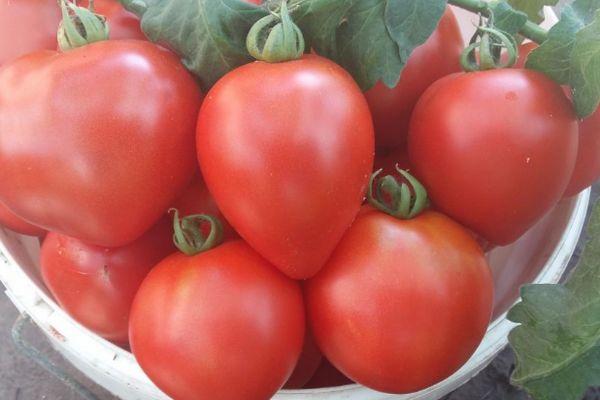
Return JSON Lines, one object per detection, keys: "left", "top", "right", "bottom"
{"left": 0, "top": 0, "right": 60, "bottom": 65}
{"left": 129, "top": 240, "right": 305, "bottom": 400}
{"left": 306, "top": 209, "right": 493, "bottom": 394}
{"left": 89, "top": 0, "right": 145, "bottom": 40}
{"left": 374, "top": 147, "right": 412, "bottom": 176}
{"left": 0, "top": 40, "right": 202, "bottom": 247}
{"left": 171, "top": 175, "right": 238, "bottom": 240}
{"left": 512, "top": 42, "right": 600, "bottom": 197}
{"left": 284, "top": 326, "right": 322, "bottom": 389}
{"left": 40, "top": 218, "right": 174, "bottom": 344}
{"left": 365, "top": 7, "right": 463, "bottom": 150}
{"left": 197, "top": 55, "right": 374, "bottom": 279}
{"left": 408, "top": 69, "right": 578, "bottom": 245}
{"left": 304, "top": 358, "right": 353, "bottom": 388}
{"left": 565, "top": 107, "right": 600, "bottom": 196}
{"left": 0, "top": 202, "right": 45, "bottom": 237}
{"left": 0, "top": 0, "right": 142, "bottom": 66}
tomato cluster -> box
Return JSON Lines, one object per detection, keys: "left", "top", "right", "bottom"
{"left": 0, "top": 2, "right": 595, "bottom": 400}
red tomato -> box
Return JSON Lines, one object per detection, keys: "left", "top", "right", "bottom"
{"left": 197, "top": 55, "right": 374, "bottom": 279}
{"left": 374, "top": 147, "right": 412, "bottom": 175}
{"left": 306, "top": 209, "right": 493, "bottom": 394}
{"left": 171, "top": 175, "right": 238, "bottom": 240}
{"left": 565, "top": 107, "right": 600, "bottom": 196}
{"left": 514, "top": 44, "right": 600, "bottom": 197}
{"left": 284, "top": 326, "right": 323, "bottom": 389}
{"left": 408, "top": 69, "right": 578, "bottom": 245}
{"left": 0, "top": 0, "right": 142, "bottom": 66}
{"left": 0, "top": 0, "right": 60, "bottom": 65}
{"left": 40, "top": 218, "right": 174, "bottom": 344}
{"left": 0, "top": 201, "right": 45, "bottom": 237}
{"left": 129, "top": 241, "right": 305, "bottom": 400}
{"left": 514, "top": 42, "right": 538, "bottom": 69}
{"left": 245, "top": 0, "right": 262, "bottom": 3}
{"left": 86, "top": 0, "right": 145, "bottom": 41}
{"left": 0, "top": 41, "right": 202, "bottom": 247}
{"left": 365, "top": 7, "right": 463, "bottom": 150}
{"left": 304, "top": 358, "right": 353, "bottom": 388}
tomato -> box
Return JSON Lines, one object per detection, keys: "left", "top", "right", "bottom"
{"left": 246, "top": 0, "right": 262, "bottom": 3}
{"left": 197, "top": 55, "right": 374, "bottom": 279}
{"left": 374, "top": 147, "right": 412, "bottom": 176}
{"left": 284, "top": 326, "right": 322, "bottom": 389}
{"left": 89, "top": 0, "right": 145, "bottom": 40}
{"left": 0, "top": 40, "right": 201, "bottom": 247}
{"left": 514, "top": 42, "right": 538, "bottom": 69}
{"left": 565, "top": 107, "right": 600, "bottom": 196}
{"left": 0, "top": 0, "right": 60, "bottom": 65}
{"left": 365, "top": 7, "right": 463, "bottom": 150}
{"left": 306, "top": 209, "right": 493, "bottom": 394}
{"left": 408, "top": 69, "right": 578, "bottom": 245}
{"left": 40, "top": 218, "right": 174, "bottom": 344}
{"left": 514, "top": 44, "right": 600, "bottom": 197}
{"left": 0, "top": 0, "right": 142, "bottom": 66}
{"left": 0, "top": 201, "right": 45, "bottom": 237}
{"left": 171, "top": 174, "right": 238, "bottom": 240}
{"left": 129, "top": 240, "right": 305, "bottom": 400}
{"left": 304, "top": 358, "right": 353, "bottom": 389}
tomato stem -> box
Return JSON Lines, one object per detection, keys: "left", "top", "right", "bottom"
{"left": 367, "top": 168, "right": 428, "bottom": 220}
{"left": 57, "top": 0, "right": 109, "bottom": 51}
{"left": 448, "top": 0, "right": 550, "bottom": 44}
{"left": 246, "top": 0, "right": 305, "bottom": 63}
{"left": 170, "top": 209, "right": 224, "bottom": 256}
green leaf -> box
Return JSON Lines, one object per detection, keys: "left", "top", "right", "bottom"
{"left": 507, "top": 0, "right": 558, "bottom": 23}
{"left": 293, "top": 0, "right": 446, "bottom": 90}
{"left": 571, "top": 11, "right": 600, "bottom": 117}
{"left": 119, "top": 0, "right": 267, "bottom": 91}
{"left": 490, "top": 1, "right": 529, "bottom": 36}
{"left": 526, "top": 0, "right": 600, "bottom": 117}
{"left": 508, "top": 200, "right": 600, "bottom": 400}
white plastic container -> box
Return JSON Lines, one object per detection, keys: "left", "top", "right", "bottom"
{"left": 0, "top": 6, "right": 579, "bottom": 400}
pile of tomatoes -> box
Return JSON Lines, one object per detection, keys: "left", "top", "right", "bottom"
{"left": 0, "top": 1, "right": 597, "bottom": 399}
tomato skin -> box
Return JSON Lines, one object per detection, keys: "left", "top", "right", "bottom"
{"left": 0, "top": 201, "right": 45, "bottom": 237}
{"left": 171, "top": 174, "right": 238, "bottom": 240}
{"left": 0, "top": 41, "right": 202, "bottom": 247}
{"left": 365, "top": 7, "right": 463, "bottom": 150}
{"left": 512, "top": 42, "right": 600, "bottom": 197}
{"left": 197, "top": 55, "right": 374, "bottom": 279}
{"left": 306, "top": 209, "right": 493, "bottom": 394}
{"left": 408, "top": 69, "right": 578, "bottom": 245}
{"left": 88, "top": 0, "right": 145, "bottom": 41}
{"left": 129, "top": 241, "right": 305, "bottom": 400}
{"left": 283, "top": 326, "right": 323, "bottom": 389}
{"left": 373, "top": 147, "right": 412, "bottom": 175}
{"left": 565, "top": 107, "right": 600, "bottom": 196}
{"left": 0, "top": 0, "right": 142, "bottom": 66}
{"left": 0, "top": 0, "right": 61, "bottom": 65}
{"left": 40, "top": 218, "right": 174, "bottom": 344}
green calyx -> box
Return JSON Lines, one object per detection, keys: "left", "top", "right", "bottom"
{"left": 170, "top": 209, "right": 224, "bottom": 256}
{"left": 57, "top": 0, "right": 109, "bottom": 51}
{"left": 367, "top": 167, "right": 429, "bottom": 220}
{"left": 246, "top": 0, "right": 305, "bottom": 63}
{"left": 460, "top": 15, "right": 518, "bottom": 71}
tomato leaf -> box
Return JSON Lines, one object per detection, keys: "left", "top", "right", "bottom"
{"left": 119, "top": 0, "right": 267, "bottom": 91}
{"left": 526, "top": 0, "right": 600, "bottom": 117}
{"left": 489, "top": 1, "right": 529, "bottom": 35}
{"left": 508, "top": 200, "right": 600, "bottom": 400}
{"left": 507, "top": 0, "right": 558, "bottom": 23}
{"left": 291, "top": 0, "right": 446, "bottom": 90}
{"left": 571, "top": 11, "right": 600, "bottom": 118}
